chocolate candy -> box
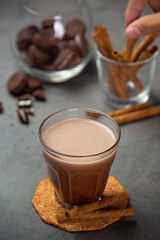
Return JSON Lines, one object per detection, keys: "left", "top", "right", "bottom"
{"left": 26, "top": 76, "right": 42, "bottom": 92}
{"left": 74, "top": 34, "right": 89, "bottom": 56}
{"left": 32, "top": 89, "right": 46, "bottom": 101}
{"left": 42, "top": 19, "right": 54, "bottom": 30}
{"left": 28, "top": 44, "right": 51, "bottom": 66}
{"left": 17, "top": 93, "right": 32, "bottom": 108}
{"left": 33, "top": 32, "right": 59, "bottom": 55}
{"left": 16, "top": 25, "right": 39, "bottom": 51}
{"left": 17, "top": 108, "right": 29, "bottom": 124}
{"left": 7, "top": 72, "right": 27, "bottom": 96}
{"left": 16, "top": 18, "right": 89, "bottom": 71}
{"left": 65, "top": 19, "right": 86, "bottom": 39}
{"left": 53, "top": 48, "right": 76, "bottom": 70}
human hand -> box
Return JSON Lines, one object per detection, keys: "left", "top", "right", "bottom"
{"left": 125, "top": 0, "right": 160, "bottom": 38}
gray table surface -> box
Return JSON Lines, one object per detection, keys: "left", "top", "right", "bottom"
{"left": 0, "top": 0, "right": 160, "bottom": 239}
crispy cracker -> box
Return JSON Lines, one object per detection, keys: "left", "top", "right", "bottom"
{"left": 32, "top": 176, "right": 129, "bottom": 232}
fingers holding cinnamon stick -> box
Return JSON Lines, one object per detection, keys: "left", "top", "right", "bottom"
{"left": 92, "top": 25, "right": 159, "bottom": 99}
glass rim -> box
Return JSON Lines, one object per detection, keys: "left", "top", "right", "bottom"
{"left": 94, "top": 44, "right": 159, "bottom": 66}
{"left": 38, "top": 107, "right": 121, "bottom": 159}
{"left": 22, "top": 0, "right": 84, "bottom": 17}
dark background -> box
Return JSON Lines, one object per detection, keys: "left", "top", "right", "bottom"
{"left": 0, "top": 0, "right": 160, "bottom": 239}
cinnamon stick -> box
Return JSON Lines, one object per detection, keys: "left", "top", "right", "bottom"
{"left": 129, "top": 75, "right": 144, "bottom": 91}
{"left": 92, "top": 31, "right": 127, "bottom": 98}
{"left": 113, "top": 105, "right": 160, "bottom": 125}
{"left": 92, "top": 31, "right": 110, "bottom": 58}
{"left": 95, "top": 25, "right": 113, "bottom": 57}
{"left": 131, "top": 33, "right": 160, "bottom": 62}
{"left": 58, "top": 208, "right": 135, "bottom": 222}
{"left": 138, "top": 44, "right": 159, "bottom": 62}
{"left": 108, "top": 102, "right": 150, "bottom": 117}
{"left": 122, "top": 38, "right": 138, "bottom": 62}
{"left": 57, "top": 191, "right": 128, "bottom": 222}
{"left": 112, "top": 50, "right": 143, "bottom": 91}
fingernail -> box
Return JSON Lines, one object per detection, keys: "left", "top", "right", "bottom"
{"left": 125, "top": 26, "right": 142, "bottom": 38}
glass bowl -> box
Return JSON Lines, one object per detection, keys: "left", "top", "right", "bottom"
{"left": 10, "top": 0, "right": 92, "bottom": 83}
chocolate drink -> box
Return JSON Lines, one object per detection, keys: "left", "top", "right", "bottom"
{"left": 41, "top": 118, "right": 119, "bottom": 206}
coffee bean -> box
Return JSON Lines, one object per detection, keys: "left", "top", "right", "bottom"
{"left": 7, "top": 72, "right": 27, "bottom": 96}
{"left": 32, "top": 89, "right": 46, "bottom": 101}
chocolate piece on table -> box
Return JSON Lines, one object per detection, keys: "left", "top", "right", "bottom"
{"left": 18, "top": 93, "right": 32, "bottom": 100}
{"left": 17, "top": 108, "right": 29, "bottom": 124}
{"left": 16, "top": 25, "right": 39, "bottom": 51}
{"left": 33, "top": 32, "right": 59, "bottom": 55}
{"left": 26, "top": 76, "right": 42, "bottom": 92}
{"left": 32, "top": 89, "right": 46, "bottom": 101}
{"left": 7, "top": 72, "right": 27, "bottom": 96}
{"left": 24, "top": 108, "right": 35, "bottom": 116}
{"left": 17, "top": 93, "right": 32, "bottom": 108}
{"left": 42, "top": 19, "right": 54, "bottom": 30}
{"left": 53, "top": 48, "right": 76, "bottom": 70}
{"left": 65, "top": 19, "right": 86, "bottom": 39}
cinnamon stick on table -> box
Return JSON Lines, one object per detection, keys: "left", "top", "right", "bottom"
{"left": 112, "top": 105, "right": 160, "bottom": 125}
{"left": 57, "top": 191, "right": 128, "bottom": 222}
{"left": 108, "top": 102, "right": 150, "bottom": 117}
{"left": 58, "top": 208, "right": 135, "bottom": 222}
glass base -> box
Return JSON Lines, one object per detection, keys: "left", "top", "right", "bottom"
{"left": 104, "top": 88, "right": 150, "bottom": 109}
{"left": 54, "top": 191, "right": 102, "bottom": 209}
{"left": 54, "top": 191, "right": 78, "bottom": 209}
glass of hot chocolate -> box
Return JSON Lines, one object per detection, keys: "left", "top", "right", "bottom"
{"left": 39, "top": 108, "right": 121, "bottom": 208}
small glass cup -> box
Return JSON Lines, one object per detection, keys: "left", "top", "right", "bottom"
{"left": 39, "top": 108, "right": 121, "bottom": 208}
{"left": 10, "top": 0, "right": 92, "bottom": 83}
{"left": 94, "top": 31, "right": 159, "bottom": 108}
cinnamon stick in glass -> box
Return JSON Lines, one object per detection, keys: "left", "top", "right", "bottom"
{"left": 131, "top": 33, "right": 160, "bottom": 62}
